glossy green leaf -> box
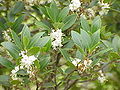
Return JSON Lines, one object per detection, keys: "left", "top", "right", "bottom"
{"left": 62, "top": 14, "right": 77, "bottom": 31}
{"left": 0, "top": 57, "right": 14, "bottom": 69}
{"left": 80, "top": 17, "right": 90, "bottom": 32}
{"left": 28, "top": 32, "right": 45, "bottom": 48}
{"left": 1, "top": 42, "right": 20, "bottom": 59}
{"left": 11, "top": 31, "right": 23, "bottom": 49}
{"left": 91, "top": 16, "right": 101, "bottom": 33}
{"left": 57, "top": 7, "right": 69, "bottom": 22}
{"left": 36, "top": 36, "right": 50, "bottom": 47}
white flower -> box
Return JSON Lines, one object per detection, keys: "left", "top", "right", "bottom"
{"left": 98, "top": 76, "right": 106, "bottom": 83}
{"left": 98, "top": 70, "right": 106, "bottom": 83}
{"left": 98, "top": 2, "right": 110, "bottom": 16}
{"left": 21, "top": 55, "right": 37, "bottom": 68}
{"left": 69, "top": 0, "right": 81, "bottom": 11}
{"left": 50, "top": 29, "right": 63, "bottom": 50}
{"left": 72, "top": 58, "right": 81, "bottom": 66}
{"left": 86, "top": 8, "right": 95, "bottom": 18}
{"left": 3, "top": 31, "right": 12, "bottom": 41}
{"left": 11, "top": 66, "right": 20, "bottom": 80}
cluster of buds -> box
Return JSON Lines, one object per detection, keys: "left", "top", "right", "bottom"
{"left": 72, "top": 58, "right": 92, "bottom": 73}
{"left": 69, "top": 0, "right": 81, "bottom": 11}
{"left": 98, "top": 70, "right": 106, "bottom": 83}
{"left": 10, "top": 51, "right": 37, "bottom": 80}
{"left": 50, "top": 29, "right": 63, "bottom": 50}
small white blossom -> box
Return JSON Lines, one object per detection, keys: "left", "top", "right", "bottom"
{"left": 98, "top": 76, "right": 106, "bottom": 83}
{"left": 11, "top": 66, "right": 20, "bottom": 80}
{"left": 69, "top": 0, "right": 81, "bottom": 11}
{"left": 3, "top": 31, "right": 12, "bottom": 41}
{"left": 86, "top": 8, "right": 95, "bottom": 18}
{"left": 72, "top": 58, "right": 81, "bottom": 66}
{"left": 50, "top": 29, "right": 63, "bottom": 50}
{"left": 98, "top": 70, "right": 106, "bottom": 83}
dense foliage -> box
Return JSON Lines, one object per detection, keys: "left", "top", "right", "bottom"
{"left": 0, "top": 0, "right": 120, "bottom": 90}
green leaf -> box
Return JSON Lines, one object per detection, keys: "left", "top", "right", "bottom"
{"left": 28, "top": 32, "right": 45, "bottom": 48}
{"left": 35, "top": 21, "right": 50, "bottom": 30}
{"left": 91, "top": 30, "right": 100, "bottom": 48}
{"left": 91, "top": 16, "right": 101, "bottom": 33}
{"left": 0, "top": 57, "right": 14, "bottom": 69}
{"left": 11, "top": 31, "right": 23, "bottom": 49}
{"left": 57, "top": 7, "right": 69, "bottom": 22}
{"left": 90, "top": 48, "right": 112, "bottom": 58}
{"left": 0, "top": 75, "right": 10, "bottom": 86}
{"left": 12, "top": 1, "right": 24, "bottom": 14}
{"left": 112, "top": 35, "right": 120, "bottom": 52}
{"left": 40, "top": 55, "right": 50, "bottom": 70}
{"left": 62, "top": 14, "right": 77, "bottom": 31}
{"left": 27, "top": 47, "right": 40, "bottom": 56}
{"left": 21, "top": 25, "right": 31, "bottom": 40}
{"left": 81, "top": 29, "right": 91, "bottom": 49}
{"left": 88, "top": 0, "right": 99, "bottom": 8}
{"left": 12, "top": 15, "right": 24, "bottom": 32}
{"left": 34, "top": 60, "right": 40, "bottom": 69}
{"left": 59, "top": 49, "right": 71, "bottom": 62}
{"left": 23, "top": 36, "right": 29, "bottom": 49}
{"left": 71, "top": 31, "right": 83, "bottom": 48}
{"left": 91, "top": 59, "right": 101, "bottom": 67}
{"left": 50, "top": 2, "right": 59, "bottom": 22}
{"left": 1, "top": 42, "right": 20, "bottom": 59}
{"left": 36, "top": 36, "right": 50, "bottom": 47}
{"left": 21, "top": 25, "right": 31, "bottom": 48}
{"left": 80, "top": 17, "right": 90, "bottom": 32}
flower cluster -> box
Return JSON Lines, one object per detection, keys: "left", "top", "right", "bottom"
{"left": 69, "top": 0, "right": 81, "bottom": 11}
{"left": 3, "top": 30, "right": 11, "bottom": 41}
{"left": 72, "top": 58, "right": 92, "bottom": 73}
{"left": 11, "top": 51, "right": 37, "bottom": 80}
{"left": 98, "top": 70, "right": 106, "bottom": 83}
{"left": 50, "top": 29, "right": 63, "bottom": 50}
{"left": 98, "top": 2, "right": 110, "bottom": 16}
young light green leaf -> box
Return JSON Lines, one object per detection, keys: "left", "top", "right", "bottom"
{"left": 1, "top": 42, "right": 20, "bottom": 59}
{"left": 27, "top": 47, "right": 40, "bottom": 56}
{"left": 0, "top": 57, "right": 14, "bottom": 69}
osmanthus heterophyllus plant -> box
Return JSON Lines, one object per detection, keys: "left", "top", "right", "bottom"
{"left": 0, "top": 24, "right": 50, "bottom": 86}
{"left": 0, "top": 0, "right": 119, "bottom": 90}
